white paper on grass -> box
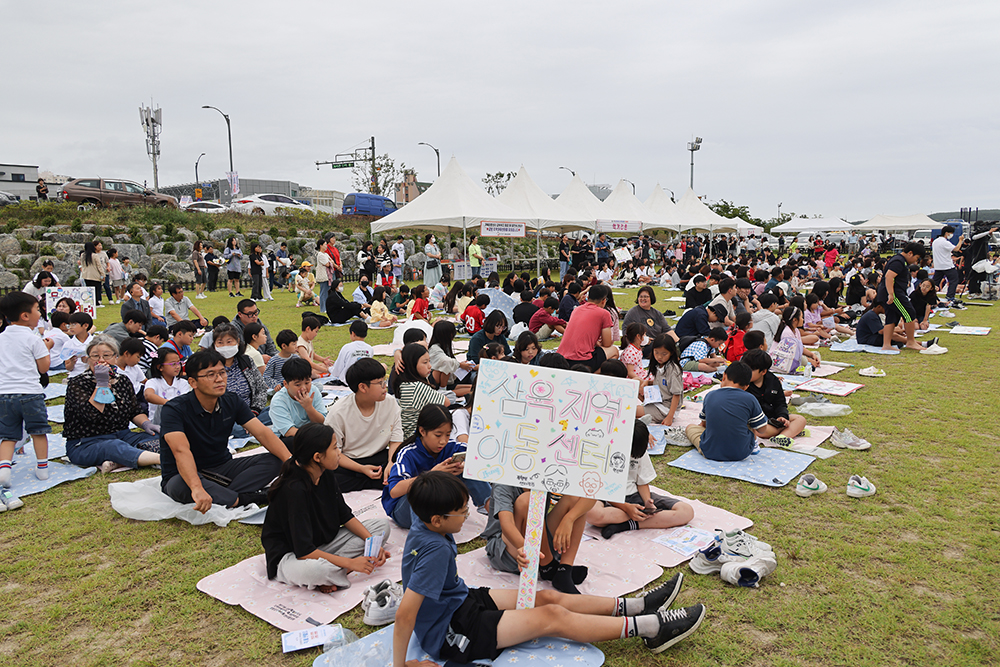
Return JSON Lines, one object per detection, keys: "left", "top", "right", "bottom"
{"left": 464, "top": 359, "right": 637, "bottom": 503}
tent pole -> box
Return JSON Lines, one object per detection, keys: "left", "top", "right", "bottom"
{"left": 536, "top": 227, "right": 540, "bottom": 280}
{"left": 463, "top": 219, "right": 467, "bottom": 281}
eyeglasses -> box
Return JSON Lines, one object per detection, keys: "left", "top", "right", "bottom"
{"left": 195, "top": 370, "right": 227, "bottom": 380}
{"left": 367, "top": 379, "right": 388, "bottom": 387}
{"left": 89, "top": 353, "right": 117, "bottom": 360}
{"left": 163, "top": 361, "right": 181, "bottom": 367}
{"left": 241, "top": 310, "right": 260, "bottom": 318}
{"left": 444, "top": 508, "right": 470, "bottom": 518}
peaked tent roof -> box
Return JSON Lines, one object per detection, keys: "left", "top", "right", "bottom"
{"left": 642, "top": 184, "right": 682, "bottom": 232}
{"left": 601, "top": 179, "right": 661, "bottom": 227}
{"left": 853, "top": 214, "right": 943, "bottom": 231}
{"left": 496, "top": 166, "right": 591, "bottom": 233}
{"left": 672, "top": 188, "right": 741, "bottom": 233}
{"left": 555, "top": 174, "right": 613, "bottom": 227}
{"left": 770, "top": 217, "right": 856, "bottom": 233}
{"left": 370, "top": 157, "right": 531, "bottom": 235}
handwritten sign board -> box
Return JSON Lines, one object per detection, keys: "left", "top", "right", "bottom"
{"left": 481, "top": 221, "right": 526, "bottom": 237}
{"left": 45, "top": 286, "right": 96, "bottom": 318}
{"left": 465, "top": 360, "right": 637, "bottom": 504}
{"left": 612, "top": 247, "right": 632, "bottom": 263}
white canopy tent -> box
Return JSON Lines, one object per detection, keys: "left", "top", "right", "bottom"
{"left": 853, "top": 214, "right": 943, "bottom": 232}
{"left": 496, "top": 166, "right": 591, "bottom": 273}
{"left": 556, "top": 174, "right": 614, "bottom": 230}
{"left": 642, "top": 184, "right": 682, "bottom": 233}
{"left": 601, "top": 179, "right": 663, "bottom": 230}
{"left": 770, "top": 217, "right": 857, "bottom": 234}
{"left": 370, "top": 157, "right": 532, "bottom": 274}
{"left": 672, "top": 188, "right": 741, "bottom": 234}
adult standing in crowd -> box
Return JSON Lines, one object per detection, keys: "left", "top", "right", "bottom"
{"left": 316, "top": 238, "right": 333, "bottom": 307}
{"left": 204, "top": 243, "right": 221, "bottom": 292}
{"left": 191, "top": 240, "right": 208, "bottom": 300}
{"left": 468, "top": 234, "right": 483, "bottom": 279}
{"left": 423, "top": 233, "right": 442, "bottom": 287}
{"left": 223, "top": 236, "right": 243, "bottom": 298}
{"left": 80, "top": 241, "right": 107, "bottom": 307}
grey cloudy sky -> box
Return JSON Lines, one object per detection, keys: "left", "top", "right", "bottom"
{"left": 5, "top": 0, "right": 999, "bottom": 221}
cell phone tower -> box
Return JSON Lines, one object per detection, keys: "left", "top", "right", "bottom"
{"left": 139, "top": 103, "right": 162, "bottom": 191}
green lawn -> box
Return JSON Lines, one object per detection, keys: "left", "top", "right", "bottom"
{"left": 0, "top": 283, "right": 997, "bottom": 667}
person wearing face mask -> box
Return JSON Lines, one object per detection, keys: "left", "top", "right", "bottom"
{"left": 932, "top": 224, "right": 966, "bottom": 307}
{"left": 423, "top": 233, "right": 442, "bottom": 288}
{"left": 352, "top": 278, "right": 375, "bottom": 312}
{"left": 622, "top": 285, "right": 677, "bottom": 356}
{"left": 211, "top": 323, "right": 272, "bottom": 436}
{"left": 325, "top": 279, "right": 365, "bottom": 324}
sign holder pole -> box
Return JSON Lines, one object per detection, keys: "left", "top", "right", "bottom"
{"left": 515, "top": 489, "right": 547, "bottom": 609}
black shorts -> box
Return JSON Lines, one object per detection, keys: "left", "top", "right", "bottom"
{"left": 438, "top": 587, "right": 505, "bottom": 663}
{"left": 883, "top": 294, "right": 916, "bottom": 326}
{"left": 227, "top": 270, "right": 241, "bottom": 280}
{"left": 570, "top": 346, "right": 608, "bottom": 372}
{"left": 623, "top": 491, "right": 680, "bottom": 510}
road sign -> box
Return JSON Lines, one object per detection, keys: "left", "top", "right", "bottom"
{"left": 195, "top": 188, "right": 203, "bottom": 200}
{"left": 329, "top": 162, "right": 354, "bottom": 169}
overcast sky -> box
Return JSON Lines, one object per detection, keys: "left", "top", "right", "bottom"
{"left": 5, "top": 1, "right": 999, "bottom": 221}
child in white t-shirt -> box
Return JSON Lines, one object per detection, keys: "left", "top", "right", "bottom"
{"left": 143, "top": 348, "right": 190, "bottom": 424}
{"left": 44, "top": 311, "right": 72, "bottom": 371}
{"left": 0, "top": 293, "right": 52, "bottom": 490}
{"left": 586, "top": 420, "right": 694, "bottom": 539}
{"left": 61, "top": 312, "right": 95, "bottom": 378}
{"left": 243, "top": 321, "right": 267, "bottom": 374}
{"left": 148, "top": 283, "right": 167, "bottom": 326}
{"left": 329, "top": 320, "right": 373, "bottom": 383}
{"left": 116, "top": 337, "right": 147, "bottom": 395}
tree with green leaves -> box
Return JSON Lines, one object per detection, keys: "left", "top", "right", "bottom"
{"left": 708, "top": 199, "right": 764, "bottom": 227}
{"left": 352, "top": 153, "right": 409, "bottom": 197}
{"left": 482, "top": 171, "right": 516, "bottom": 196}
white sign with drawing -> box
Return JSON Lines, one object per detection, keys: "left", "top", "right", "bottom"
{"left": 464, "top": 360, "right": 637, "bottom": 503}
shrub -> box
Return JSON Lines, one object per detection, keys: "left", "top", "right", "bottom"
{"left": 19, "top": 257, "right": 31, "bottom": 270}
{"left": 128, "top": 224, "right": 141, "bottom": 238}
{"left": 3, "top": 222, "right": 15, "bottom": 234}
{"left": 163, "top": 221, "right": 175, "bottom": 237}
{"left": 162, "top": 242, "right": 176, "bottom": 254}
{"left": 288, "top": 227, "right": 298, "bottom": 238}
{"left": 203, "top": 219, "right": 216, "bottom": 232}
{"left": 71, "top": 220, "right": 83, "bottom": 232}
{"left": 235, "top": 224, "right": 245, "bottom": 234}
{"left": 268, "top": 226, "right": 280, "bottom": 238}
{"left": 39, "top": 245, "right": 55, "bottom": 256}
{"left": 19, "top": 239, "right": 31, "bottom": 253}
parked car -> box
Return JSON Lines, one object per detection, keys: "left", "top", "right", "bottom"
{"left": 182, "top": 200, "right": 230, "bottom": 214}
{"left": 231, "top": 193, "right": 315, "bottom": 216}
{"left": 0, "top": 191, "right": 17, "bottom": 207}
{"left": 342, "top": 192, "right": 397, "bottom": 218}
{"left": 60, "top": 178, "right": 178, "bottom": 208}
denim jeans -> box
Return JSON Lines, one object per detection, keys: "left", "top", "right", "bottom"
{"left": 66, "top": 429, "right": 156, "bottom": 469}
{"left": 560, "top": 261, "right": 569, "bottom": 279}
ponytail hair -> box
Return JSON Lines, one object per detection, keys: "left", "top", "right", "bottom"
{"left": 622, "top": 322, "right": 645, "bottom": 350}
{"left": 268, "top": 423, "right": 336, "bottom": 500}
{"left": 397, "top": 403, "right": 454, "bottom": 455}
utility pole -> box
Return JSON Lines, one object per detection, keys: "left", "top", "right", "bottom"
{"left": 139, "top": 103, "right": 162, "bottom": 191}
{"left": 370, "top": 136, "right": 378, "bottom": 195}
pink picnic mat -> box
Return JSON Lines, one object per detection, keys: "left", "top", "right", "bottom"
{"left": 456, "top": 540, "right": 664, "bottom": 598}
{"left": 581, "top": 490, "right": 754, "bottom": 569}
{"left": 196, "top": 489, "right": 488, "bottom": 631}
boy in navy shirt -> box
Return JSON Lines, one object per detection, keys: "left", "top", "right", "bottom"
{"left": 394, "top": 472, "right": 705, "bottom": 667}
{"left": 684, "top": 361, "right": 769, "bottom": 461}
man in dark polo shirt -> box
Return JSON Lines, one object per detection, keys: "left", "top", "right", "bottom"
{"left": 160, "top": 349, "right": 290, "bottom": 512}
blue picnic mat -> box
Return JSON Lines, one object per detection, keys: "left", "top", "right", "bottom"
{"left": 314, "top": 623, "right": 605, "bottom": 667}
{"left": 829, "top": 340, "right": 900, "bottom": 355}
{"left": 668, "top": 448, "right": 814, "bottom": 487}
{"left": 4, "top": 458, "right": 96, "bottom": 499}
{"left": 47, "top": 404, "right": 65, "bottom": 423}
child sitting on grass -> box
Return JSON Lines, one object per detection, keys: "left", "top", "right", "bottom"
{"left": 643, "top": 334, "right": 684, "bottom": 426}
{"left": 741, "top": 349, "right": 806, "bottom": 446}
{"left": 144, "top": 348, "right": 190, "bottom": 425}
{"left": 297, "top": 317, "right": 333, "bottom": 377}
{"left": 684, "top": 361, "right": 770, "bottom": 461}
{"left": 261, "top": 423, "right": 390, "bottom": 593}
{"left": 329, "top": 320, "right": 373, "bottom": 385}
{"left": 263, "top": 329, "right": 298, "bottom": 389}
{"left": 0, "top": 292, "right": 51, "bottom": 493}
{"left": 586, "top": 420, "right": 694, "bottom": 538}
{"left": 61, "top": 312, "right": 95, "bottom": 377}
{"left": 394, "top": 471, "right": 706, "bottom": 666}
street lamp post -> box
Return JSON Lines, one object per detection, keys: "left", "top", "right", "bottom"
{"left": 558, "top": 166, "right": 576, "bottom": 177}
{"left": 623, "top": 178, "right": 635, "bottom": 195}
{"left": 778, "top": 202, "right": 782, "bottom": 220}
{"left": 417, "top": 142, "right": 440, "bottom": 177}
{"left": 195, "top": 152, "right": 205, "bottom": 183}
{"left": 201, "top": 106, "right": 233, "bottom": 173}
{"left": 666, "top": 188, "right": 675, "bottom": 203}
{"left": 687, "top": 137, "right": 702, "bottom": 189}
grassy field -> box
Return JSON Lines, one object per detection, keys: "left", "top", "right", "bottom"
{"left": 0, "top": 283, "right": 997, "bottom": 667}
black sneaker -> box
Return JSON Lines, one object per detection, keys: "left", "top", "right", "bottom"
{"left": 640, "top": 572, "right": 684, "bottom": 614}
{"left": 928, "top": 336, "right": 940, "bottom": 347}
{"left": 645, "top": 604, "right": 706, "bottom": 654}
{"left": 239, "top": 490, "right": 269, "bottom": 507}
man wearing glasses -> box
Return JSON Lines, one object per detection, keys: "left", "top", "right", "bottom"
{"left": 324, "top": 358, "right": 402, "bottom": 493}
{"left": 230, "top": 298, "right": 278, "bottom": 359}
{"left": 159, "top": 349, "right": 291, "bottom": 511}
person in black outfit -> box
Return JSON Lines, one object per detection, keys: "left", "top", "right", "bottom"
{"left": 159, "top": 350, "right": 290, "bottom": 510}
{"left": 36, "top": 178, "right": 48, "bottom": 201}
{"left": 512, "top": 289, "right": 539, "bottom": 326}
{"left": 325, "top": 279, "right": 365, "bottom": 324}
{"left": 204, "top": 244, "right": 220, "bottom": 292}
{"left": 741, "top": 349, "right": 806, "bottom": 442}
{"left": 684, "top": 275, "right": 711, "bottom": 310}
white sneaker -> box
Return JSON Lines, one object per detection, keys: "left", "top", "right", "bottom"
{"left": 361, "top": 580, "right": 402, "bottom": 612}
{"left": 795, "top": 474, "right": 828, "bottom": 497}
{"left": 690, "top": 530, "right": 773, "bottom": 575}
{"left": 858, "top": 366, "right": 886, "bottom": 377}
{"left": 720, "top": 554, "right": 778, "bottom": 588}
{"left": 363, "top": 586, "right": 401, "bottom": 626}
{"left": 0, "top": 489, "right": 23, "bottom": 511}
{"left": 847, "top": 474, "right": 877, "bottom": 498}
{"left": 831, "top": 427, "right": 871, "bottom": 450}
{"left": 714, "top": 528, "right": 773, "bottom": 553}
{"left": 920, "top": 344, "right": 948, "bottom": 355}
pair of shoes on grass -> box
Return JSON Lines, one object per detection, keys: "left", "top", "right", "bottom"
{"left": 689, "top": 529, "right": 778, "bottom": 589}
{"left": 831, "top": 427, "right": 871, "bottom": 450}
{"left": 795, "top": 473, "right": 876, "bottom": 498}
{"left": 639, "top": 572, "right": 708, "bottom": 654}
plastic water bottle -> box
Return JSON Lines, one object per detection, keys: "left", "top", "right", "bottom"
{"left": 804, "top": 363, "right": 812, "bottom": 381}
